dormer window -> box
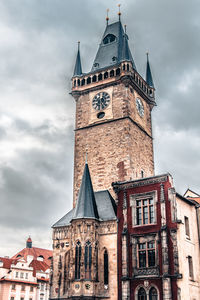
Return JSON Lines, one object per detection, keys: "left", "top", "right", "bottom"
{"left": 103, "top": 34, "right": 116, "bottom": 45}
{"left": 37, "top": 255, "right": 44, "bottom": 261}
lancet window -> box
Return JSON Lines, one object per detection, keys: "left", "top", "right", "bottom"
{"left": 75, "top": 241, "right": 81, "bottom": 279}
{"left": 104, "top": 249, "right": 109, "bottom": 285}
{"left": 84, "top": 241, "right": 92, "bottom": 279}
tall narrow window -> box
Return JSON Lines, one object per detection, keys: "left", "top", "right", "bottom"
{"left": 95, "top": 243, "right": 98, "bottom": 281}
{"left": 185, "top": 216, "right": 190, "bottom": 238}
{"left": 84, "top": 241, "right": 92, "bottom": 279}
{"left": 104, "top": 250, "right": 109, "bottom": 285}
{"left": 188, "top": 256, "right": 194, "bottom": 280}
{"left": 149, "top": 287, "right": 158, "bottom": 300}
{"left": 138, "top": 287, "right": 147, "bottom": 300}
{"left": 75, "top": 241, "right": 81, "bottom": 279}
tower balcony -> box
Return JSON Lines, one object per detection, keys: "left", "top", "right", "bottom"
{"left": 71, "top": 62, "right": 155, "bottom": 104}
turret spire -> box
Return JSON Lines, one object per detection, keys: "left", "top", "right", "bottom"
{"left": 72, "top": 162, "right": 99, "bottom": 220}
{"left": 146, "top": 52, "right": 154, "bottom": 88}
{"left": 106, "top": 9, "right": 109, "bottom": 25}
{"left": 118, "top": 4, "right": 121, "bottom": 20}
{"left": 73, "top": 41, "right": 82, "bottom": 77}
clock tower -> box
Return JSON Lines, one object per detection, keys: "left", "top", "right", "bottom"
{"left": 71, "top": 18, "right": 156, "bottom": 206}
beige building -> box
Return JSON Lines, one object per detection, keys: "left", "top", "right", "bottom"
{"left": 176, "top": 192, "right": 200, "bottom": 299}
{"left": 0, "top": 238, "right": 52, "bottom": 300}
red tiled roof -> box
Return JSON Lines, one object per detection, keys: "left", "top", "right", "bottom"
{"left": 12, "top": 247, "right": 52, "bottom": 267}
{"left": 29, "top": 259, "right": 50, "bottom": 277}
{"left": 0, "top": 257, "right": 18, "bottom": 269}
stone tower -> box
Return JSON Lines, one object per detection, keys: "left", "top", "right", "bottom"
{"left": 71, "top": 19, "right": 156, "bottom": 206}
{"left": 50, "top": 15, "right": 156, "bottom": 300}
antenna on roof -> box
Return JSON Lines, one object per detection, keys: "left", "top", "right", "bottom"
{"left": 118, "top": 4, "right": 121, "bottom": 20}
{"left": 106, "top": 9, "right": 109, "bottom": 25}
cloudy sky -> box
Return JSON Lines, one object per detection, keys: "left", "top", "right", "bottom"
{"left": 0, "top": 0, "right": 200, "bottom": 256}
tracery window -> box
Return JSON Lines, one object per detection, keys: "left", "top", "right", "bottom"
{"left": 138, "top": 241, "right": 155, "bottom": 268}
{"left": 104, "top": 250, "right": 109, "bottom": 285}
{"left": 149, "top": 287, "right": 158, "bottom": 300}
{"left": 84, "top": 241, "right": 92, "bottom": 279}
{"left": 138, "top": 287, "right": 147, "bottom": 300}
{"left": 75, "top": 241, "right": 81, "bottom": 279}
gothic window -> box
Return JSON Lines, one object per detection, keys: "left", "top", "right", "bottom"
{"left": 104, "top": 250, "right": 109, "bottom": 285}
{"left": 188, "top": 256, "right": 194, "bottom": 280}
{"left": 84, "top": 241, "right": 92, "bottom": 279}
{"left": 95, "top": 244, "right": 98, "bottom": 281}
{"left": 136, "top": 197, "right": 154, "bottom": 225}
{"left": 138, "top": 241, "right": 155, "bottom": 268}
{"left": 149, "top": 287, "right": 158, "bottom": 300}
{"left": 103, "top": 34, "right": 116, "bottom": 45}
{"left": 184, "top": 216, "right": 190, "bottom": 238}
{"left": 75, "top": 241, "right": 81, "bottom": 279}
{"left": 138, "top": 287, "right": 147, "bottom": 300}
{"left": 104, "top": 72, "right": 108, "bottom": 79}
{"left": 98, "top": 73, "right": 102, "bottom": 81}
{"left": 110, "top": 70, "right": 114, "bottom": 77}
{"left": 116, "top": 68, "right": 121, "bottom": 76}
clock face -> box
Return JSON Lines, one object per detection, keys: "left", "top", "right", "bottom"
{"left": 92, "top": 92, "right": 110, "bottom": 111}
{"left": 136, "top": 98, "right": 144, "bottom": 117}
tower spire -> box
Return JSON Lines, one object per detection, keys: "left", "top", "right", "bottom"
{"left": 73, "top": 41, "right": 82, "bottom": 77}
{"left": 146, "top": 52, "right": 154, "bottom": 88}
{"left": 72, "top": 162, "right": 99, "bottom": 220}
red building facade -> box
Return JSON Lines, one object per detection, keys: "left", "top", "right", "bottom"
{"left": 113, "top": 174, "right": 182, "bottom": 300}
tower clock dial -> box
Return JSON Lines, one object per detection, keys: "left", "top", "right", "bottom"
{"left": 136, "top": 97, "right": 144, "bottom": 117}
{"left": 92, "top": 92, "right": 110, "bottom": 111}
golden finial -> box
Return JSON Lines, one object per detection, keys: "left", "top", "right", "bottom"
{"left": 118, "top": 4, "right": 121, "bottom": 20}
{"left": 106, "top": 8, "right": 109, "bottom": 24}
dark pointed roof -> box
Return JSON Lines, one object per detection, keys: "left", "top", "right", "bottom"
{"left": 52, "top": 190, "right": 117, "bottom": 228}
{"left": 72, "top": 162, "right": 99, "bottom": 220}
{"left": 73, "top": 42, "right": 82, "bottom": 76}
{"left": 146, "top": 53, "right": 154, "bottom": 88}
{"left": 91, "top": 20, "right": 136, "bottom": 72}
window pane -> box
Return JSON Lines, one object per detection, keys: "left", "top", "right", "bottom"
{"left": 104, "top": 250, "right": 109, "bottom": 285}
{"left": 149, "top": 206, "right": 154, "bottom": 223}
{"left": 139, "top": 251, "right": 146, "bottom": 268}
{"left": 137, "top": 208, "right": 142, "bottom": 225}
{"left": 148, "top": 250, "right": 155, "bottom": 267}
{"left": 143, "top": 206, "right": 148, "bottom": 224}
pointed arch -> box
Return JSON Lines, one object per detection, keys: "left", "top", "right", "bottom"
{"left": 138, "top": 287, "right": 147, "bottom": 300}
{"left": 75, "top": 241, "right": 81, "bottom": 279}
{"left": 149, "top": 287, "right": 158, "bottom": 300}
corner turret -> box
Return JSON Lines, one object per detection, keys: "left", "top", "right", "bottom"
{"left": 146, "top": 53, "right": 154, "bottom": 89}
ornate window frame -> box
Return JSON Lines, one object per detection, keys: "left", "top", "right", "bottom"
{"left": 135, "top": 284, "right": 160, "bottom": 300}
{"left": 130, "top": 191, "right": 157, "bottom": 227}
{"left": 132, "top": 234, "right": 159, "bottom": 278}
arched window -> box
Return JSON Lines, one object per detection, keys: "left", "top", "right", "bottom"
{"left": 77, "top": 79, "right": 80, "bottom": 86}
{"left": 104, "top": 72, "right": 108, "bottom": 79}
{"left": 149, "top": 287, "right": 158, "bottom": 300}
{"left": 127, "top": 64, "right": 130, "bottom": 71}
{"left": 104, "top": 250, "right": 109, "bottom": 285}
{"left": 138, "top": 287, "right": 147, "bottom": 300}
{"left": 84, "top": 241, "right": 92, "bottom": 279}
{"left": 87, "top": 77, "right": 91, "bottom": 84}
{"left": 110, "top": 70, "right": 114, "bottom": 77}
{"left": 75, "top": 241, "right": 81, "bottom": 279}
{"left": 98, "top": 73, "right": 102, "bottom": 81}
{"left": 116, "top": 68, "right": 121, "bottom": 76}
{"left": 95, "top": 243, "right": 98, "bottom": 281}
{"left": 81, "top": 78, "right": 85, "bottom": 86}
{"left": 92, "top": 75, "right": 97, "bottom": 83}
